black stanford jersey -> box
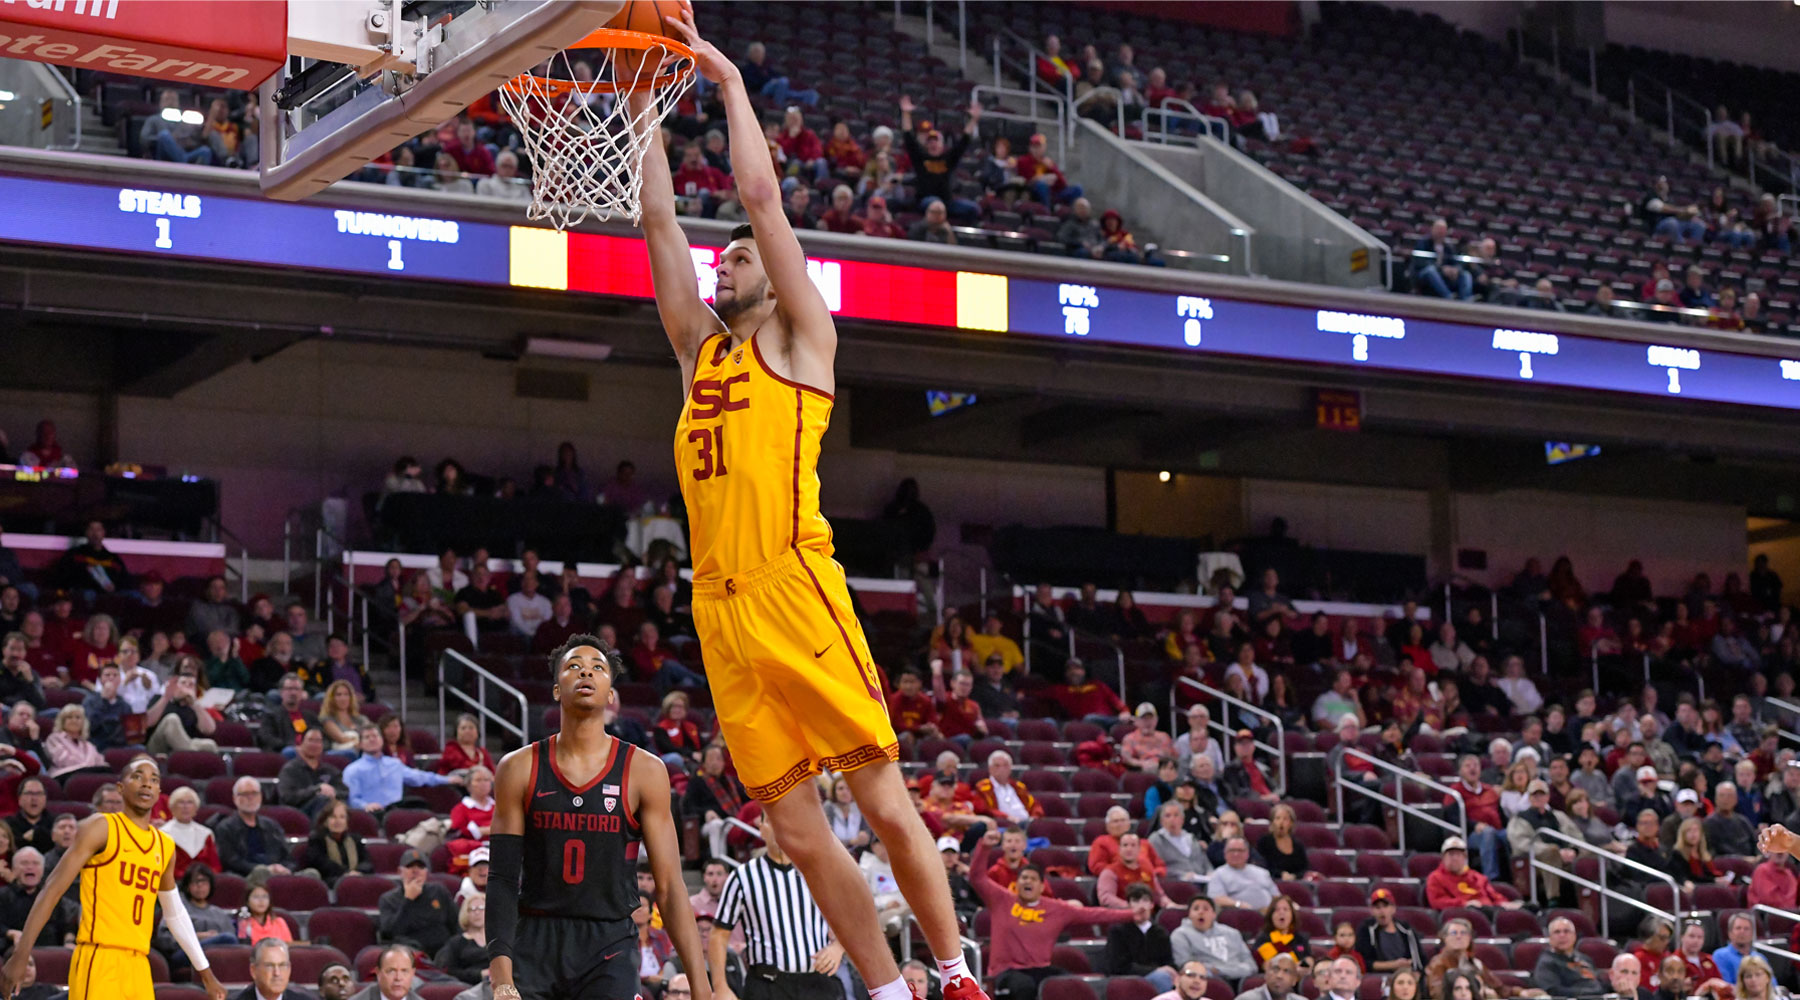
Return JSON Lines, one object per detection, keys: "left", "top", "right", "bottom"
{"left": 519, "top": 735, "right": 641, "bottom": 922}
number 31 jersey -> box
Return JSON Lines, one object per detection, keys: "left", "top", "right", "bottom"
{"left": 674, "top": 331, "right": 835, "bottom": 584}
{"left": 517, "top": 735, "right": 641, "bottom": 922}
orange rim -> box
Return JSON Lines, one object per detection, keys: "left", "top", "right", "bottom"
{"left": 501, "top": 28, "right": 696, "bottom": 97}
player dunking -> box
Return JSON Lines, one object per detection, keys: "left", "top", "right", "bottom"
{"left": 636, "top": 12, "right": 989, "bottom": 1000}
{"left": 486, "top": 634, "right": 710, "bottom": 1000}
{"left": 0, "top": 756, "right": 223, "bottom": 1000}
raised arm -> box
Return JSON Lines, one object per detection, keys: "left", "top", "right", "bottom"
{"left": 666, "top": 10, "right": 836, "bottom": 373}
{"left": 634, "top": 93, "right": 721, "bottom": 388}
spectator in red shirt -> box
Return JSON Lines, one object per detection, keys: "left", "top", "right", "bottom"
{"left": 669, "top": 142, "right": 733, "bottom": 217}
{"left": 970, "top": 830, "right": 1133, "bottom": 998}
{"left": 1046, "top": 658, "right": 1129, "bottom": 725}
{"left": 1088, "top": 805, "right": 1166, "bottom": 876}
{"left": 1013, "top": 133, "right": 1082, "bottom": 207}
{"left": 972, "top": 749, "right": 1042, "bottom": 824}
{"left": 1097, "top": 832, "right": 1174, "bottom": 908}
{"left": 626, "top": 621, "right": 706, "bottom": 693}
{"left": 1749, "top": 853, "right": 1798, "bottom": 910}
{"left": 917, "top": 750, "right": 969, "bottom": 801}
{"left": 1143, "top": 68, "right": 1177, "bottom": 111}
{"left": 816, "top": 185, "right": 863, "bottom": 234}
{"left": 885, "top": 670, "right": 942, "bottom": 756}
{"left": 18, "top": 613, "right": 62, "bottom": 682}
{"left": 444, "top": 118, "right": 495, "bottom": 177}
{"left": 861, "top": 195, "right": 906, "bottom": 239}
{"left": 985, "top": 825, "right": 1038, "bottom": 893}
{"left": 823, "top": 121, "right": 865, "bottom": 179}
{"left": 1577, "top": 607, "right": 1622, "bottom": 659}
{"left": 930, "top": 661, "right": 987, "bottom": 747}
{"left": 1424, "top": 836, "right": 1523, "bottom": 913}
{"left": 1197, "top": 82, "right": 1235, "bottom": 119}
{"left": 1443, "top": 755, "right": 1508, "bottom": 881}
{"left": 776, "top": 106, "right": 827, "bottom": 185}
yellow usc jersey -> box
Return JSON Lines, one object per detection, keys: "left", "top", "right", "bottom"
{"left": 675, "top": 332, "right": 835, "bottom": 582}
{"left": 78, "top": 813, "right": 173, "bottom": 953}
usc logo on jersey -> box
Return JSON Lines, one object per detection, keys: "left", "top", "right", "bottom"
{"left": 117, "top": 861, "right": 159, "bottom": 891}
{"left": 689, "top": 373, "right": 751, "bottom": 420}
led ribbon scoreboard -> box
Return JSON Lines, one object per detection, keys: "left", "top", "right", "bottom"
{"left": 8, "top": 174, "right": 1800, "bottom": 411}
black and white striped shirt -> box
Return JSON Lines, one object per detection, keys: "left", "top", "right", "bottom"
{"left": 713, "top": 855, "right": 833, "bottom": 974}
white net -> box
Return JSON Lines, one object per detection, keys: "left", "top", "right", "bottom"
{"left": 498, "top": 36, "right": 696, "bottom": 230}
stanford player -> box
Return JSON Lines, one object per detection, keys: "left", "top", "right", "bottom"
{"left": 487, "top": 635, "right": 712, "bottom": 1000}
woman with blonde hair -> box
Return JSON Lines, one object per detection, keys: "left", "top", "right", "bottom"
{"left": 1498, "top": 761, "right": 1533, "bottom": 818}
{"left": 317, "top": 679, "right": 371, "bottom": 754}
{"left": 1735, "top": 954, "right": 1789, "bottom": 1000}
{"left": 1256, "top": 802, "right": 1317, "bottom": 881}
{"left": 43, "top": 703, "right": 108, "bottom": 777}
{"left": 435, "top": 893, "right": 488, "bottom": 984}
{"left": 1668, "top": 816, "right": 1729, "bottom": 892}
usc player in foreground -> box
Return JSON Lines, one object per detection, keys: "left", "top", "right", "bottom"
{"left": 629, "top": 10, "right": 988, "bottom": 1000}
{"left": 0, "top": 756, "right": 223, "bottom": 1000}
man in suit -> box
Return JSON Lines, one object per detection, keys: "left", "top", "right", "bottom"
{"left": 1233, "top": 953, "right": 1299, "bottom": 1000}
{"left": 236, "top": 939, "right": 316, "bottom": 1000}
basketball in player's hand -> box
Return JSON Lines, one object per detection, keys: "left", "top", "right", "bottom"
{"left": 607, "top": 0, "right": 693, "bottom": 91}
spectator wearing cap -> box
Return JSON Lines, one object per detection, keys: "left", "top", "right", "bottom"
{"left": 1625, "top": 767, "right": 1675, "bottom": 827}
{"left": 1208, "top": 836, "right": 1277, "bottom": 912}
{"left": 378, "top": 847, "right": 460, "bottom": 955}
{"left": 1121, "top": 703, "right": 1174, "bottom": 772}
{"left": 1047, "top": 658, "right": 1128, "bottom": 725}
{"left": 861, "top": 195, "right": 905, "bottom": 239}
{"left": 1506, "top": 779, "right": 1583, "bottom": 905}
{"left": 969, "top": 829, "right": 1134, "bottom": 1000}
{"left": 1648, "top": 278, "right": 1685, "bottom": 323}
{"left": 1014, "top": 133, "right": 1081, "bottom": 206}
{"left": 898, "top": 95, "right": 981, "bottom": 222}
{"left": 1423, "top": 836, "right": 1523, "bottom": 913}
{"left": 1354, "top": 888, "right": 1422, "bottom": 973}
{"left": 456, "top": 844, "right": 489, "bottom": 907}
{"left": 1222, "top": 730, "right": 1278, "bottom": 805}
{"left": 967, "top": 613, "right": 1023, "bottom": 672}
{"left": 738, "top": 41, "right": 818, "bottom": 107}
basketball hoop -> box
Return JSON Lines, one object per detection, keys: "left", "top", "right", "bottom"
{"left": 498, "top": 28, "right": 696, "bottom": 230}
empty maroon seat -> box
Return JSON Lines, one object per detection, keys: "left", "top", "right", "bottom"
{"left": 1289, "top": 801, "right": 1327, "bottom": 823}
{"left": 1316, "top": 882, "right": 1367, "bottom": 909}
{"left": 60, "top": 773, "right": 114, "bottom": 805}
{"left": 366, "top": 842, "right": 409, "bottom": 873}
{"left": 334, "top": 874, "right": 397, "bottom": 908}
{"left": 413, "top": 783, "right": 462, "bottom": 814}
{"left": 1040, "top": 976, "right": 1096, "bottom": 1000}
{"left": 1405, "top": 854, "right": 1441, "bottom": 880}
{"left": 1219, "top": 907, "right": 1264, "bottom": 938}
{"left": 1016, "top": 719, "right": 1060, "bottom": 743}
{"left": 211, "top": 873, "right": 247, "bottom": 908}
{"left": 1689, "top": 884, "right": 1742, "bottom": 911}
{"left": 1578, "top": 937, "right": 1618, "bottom": 969}
{"left": 1355, "top": 854, "right": 1403, "bottom": 879}
{"left": 1396, "top": 907, "right": 1439, "bottom": 937}
{"left": 914, "top": 738, "right": 959, "bottom": 764}
{"left": 1341, "top": 826, "right": 1391, "bottom": 852}
{"left": 1495, "top": 908, "right": 1543, "bottom": 939}
{"left": 213, "top": 721, "right": 254, "bottom": 747}
{"left": 266, "top": 874, "right": 330, "bottom": 911}
{"left": 1076, "top": 794, "right": 1122, "bottom": 819}
{"left": 1062, "top": 721, "right": 1104, "bottom": 744}
{"left": 231, "top": 752, "right": 286, "bottom": 778}
{"left": 205, "top": 776, "right": 237, "bottom": 806}
{"left": 1028, "top": 819, "right": 1078, "bottom": 846}
{"left": 1072, "top": 771, "right": 1120, "bottom": 793}
{"left": 157, "top": 988, "right": 207, "bottom": 1000}
{"left": 262, "top": 805, "right": 311, "bottom": 836}
{"left": 302, "top": 910, "right": 374, "bottom": 958}
{"left": 169, "top": 751, "right": 227, "bottom": 780}
{"left": 1294, "top": 824, "right": 1339, "bottom": 850}
{"left": 31, "top": 949, "right": 72, "bottom": 985}
{"left": 383, "top": 808, "right": 434, "bottom": 838}
{"left": 206, "top": 945, "right": 254, "bottom": 983}
{"left": 1106, "top": 978, "right": 1158, "bottom": 1000}
{"left": 1276, "top": 881, "right": 1315, "bottom": 907}
{"left": 419, "top": 986, "right": 465, "bottom": 1000}
{"left": 1313, "top": 853, "right": 1353, "bottom": 879}
{"left": 1021, "top": 767, "right": 1067, "bottom": 790}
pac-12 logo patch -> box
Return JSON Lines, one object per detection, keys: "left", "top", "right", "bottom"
{"left": 604, "top": 797, "right": 617, "bottom": 813}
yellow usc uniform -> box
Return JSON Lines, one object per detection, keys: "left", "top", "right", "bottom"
{"left": 72, "top": 812, "right": 173, "bottom": 1000}
{"left": 675, "top": 331, "right": 897, "bottom": 801}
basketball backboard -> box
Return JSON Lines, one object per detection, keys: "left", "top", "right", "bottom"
{"left": 260, "top": 0, "right": 622, "bottom": 201}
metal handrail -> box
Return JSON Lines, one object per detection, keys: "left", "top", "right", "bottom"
{"left": 1066, "top": 624, "right": 1127, "bottom": 705}
{"left": 1335, "top": 747, "right": 1463, "bottom": 853}
{"left": 989, "top": 28, "right": 1075, "bottom": 106}
{"left": 1141, "top": 98, "right": 1230, "bottom": 148}
{"left": 1760, "top": 697, "right": 1800, "bottom": 751}
{"left": 437, "top": 647, "right": 528, "bottom": 750}
{"left": 1526, "top": 827, "right": 1678, "bottom": 934}
{"left": 1624, "top": 71, "right": 1716, "bottom": 165}
{"left": 969, "top": 83, "right": 1067, "bottom": 164}
{"left": 1753, "top": 902, "right": 1800, "bottom": 943}
{"left": 1174, "top": 676, "right": 1285, "bottom": 796}
{"left": 203, "top": 516, "right": 253, "bottom": 603}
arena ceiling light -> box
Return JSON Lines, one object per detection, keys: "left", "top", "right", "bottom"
{"left": 523, "top": 337, "right": 612, "bottom": 362}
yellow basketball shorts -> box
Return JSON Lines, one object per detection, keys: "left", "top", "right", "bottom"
{"left": 69, "top": 943, "right": 153, "bottom": 1000}
{"left": 692, "top": 547, "right": 899, "bottom": 801}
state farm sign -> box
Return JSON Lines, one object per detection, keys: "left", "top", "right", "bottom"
{"left": 0, "top": 0, "right": 285, "bottom": 88}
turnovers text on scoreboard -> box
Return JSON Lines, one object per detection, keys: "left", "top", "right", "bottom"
{"left": 12, "top": 174, "right": 1800, "bottom": 411}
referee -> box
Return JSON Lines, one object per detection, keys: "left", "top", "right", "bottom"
{"left": 712, "top": 805, "right": 846, "bottom": 1000}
